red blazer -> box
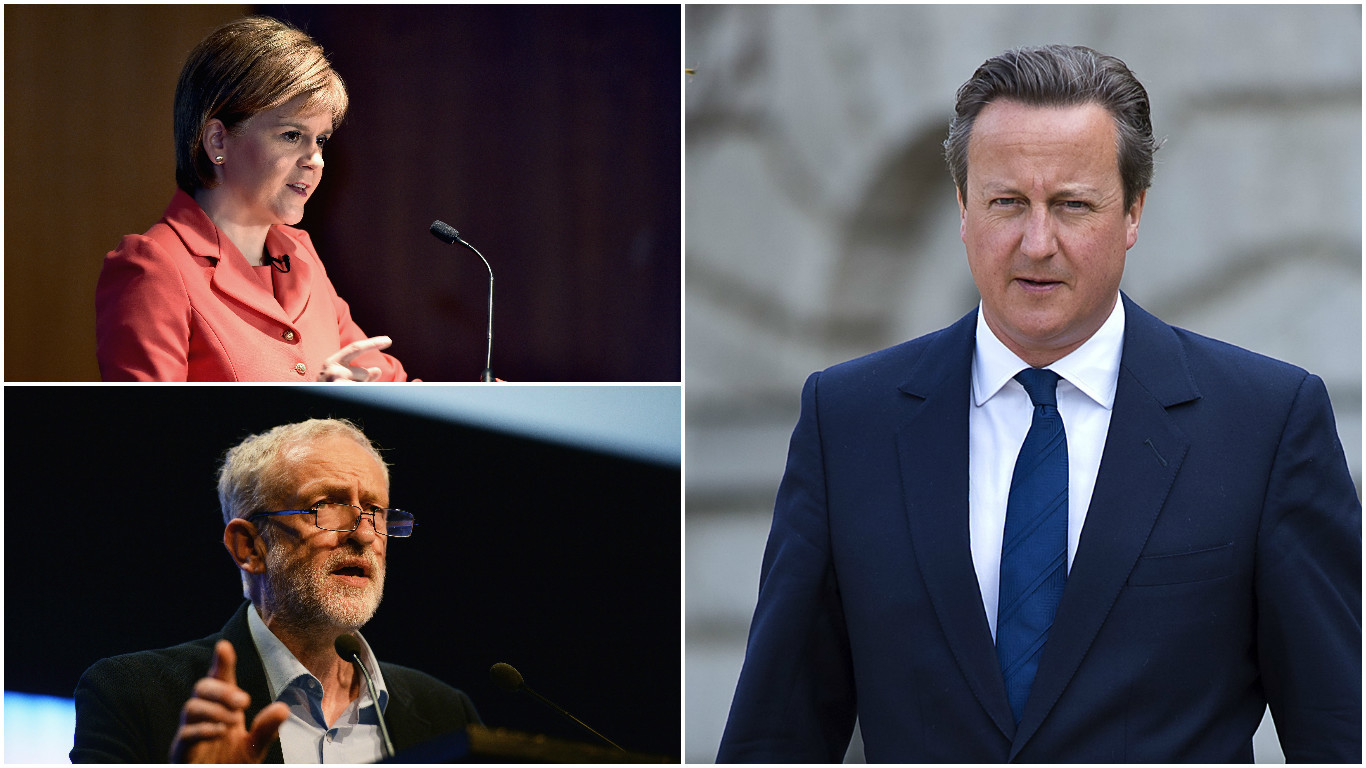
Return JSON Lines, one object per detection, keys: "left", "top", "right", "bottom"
{"left": 96, "top": 190, "right": 409, "bottom": 381}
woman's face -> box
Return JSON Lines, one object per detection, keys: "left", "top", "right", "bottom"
{"left": 210, "top": 93, "right": 333, "bottom": 228}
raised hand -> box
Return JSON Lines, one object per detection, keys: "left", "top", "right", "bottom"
{"left": 169, "top": 640, "right": 289, "bottom": 763}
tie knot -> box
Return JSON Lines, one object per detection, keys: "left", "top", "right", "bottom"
{"left": 1015, "top": 368, "right": 1060, "bottom": 408}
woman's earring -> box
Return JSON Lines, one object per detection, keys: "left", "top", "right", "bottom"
{"left": 214, "top": 155, "right": 224, "bottom": 164}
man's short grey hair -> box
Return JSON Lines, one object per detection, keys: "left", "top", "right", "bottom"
{"left": 944, "top": 44, "right": 1158, "bottom": 210}
{"left": 217, "top": 418, "right": 389, "bottom": 525}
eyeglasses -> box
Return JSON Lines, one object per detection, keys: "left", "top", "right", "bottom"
{"left": 248, "top": 502, "right": 416, "bottom": 537}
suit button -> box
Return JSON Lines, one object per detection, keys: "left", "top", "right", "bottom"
{"left": 294, "top": 363, "right": 307, "bottom": 376}
{"left": 283, "top": 330, "right": 296, "bottom": 342}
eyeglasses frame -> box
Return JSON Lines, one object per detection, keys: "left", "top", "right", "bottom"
{"left": 247, "top": 502, "right": 416, "bottom": 537}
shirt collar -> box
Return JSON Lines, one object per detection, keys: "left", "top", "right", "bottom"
{"left": 245, "top": 603, "right": 389, "bottom": 714}
{"left": 972, "top": 296, "right": 1125, "bottom": 409}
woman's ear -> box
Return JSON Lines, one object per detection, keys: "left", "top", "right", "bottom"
{"left": 201, "top": 119, "right": 228, "bottom": 165}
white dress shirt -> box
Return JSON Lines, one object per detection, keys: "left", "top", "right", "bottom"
{"left": 969, "top": 298, "right": 1125, "bottom": 640}
{"left": 246, "top": 606, "right": 389, "bottom": 763}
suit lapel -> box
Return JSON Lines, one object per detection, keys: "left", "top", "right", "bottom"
{"left": 896, "top": 308, "right": 1018, "bottom": 741}
{"left": 162, "top": 191, "right": 297, "bottom": 329}
{"left": 380, "top": 670, "right": 418, "bottom": 751}
{"left": 207, "top": 233, "right": 294, "bottom": 328}
{"left": 1008, "top": 296, "right": 1199, "bottom": 758}
{"left": 265, "top": 227, "right": 317, "bottom": 322}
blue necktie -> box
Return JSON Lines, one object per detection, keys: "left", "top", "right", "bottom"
{"left": 997, "top": 368, "right": 1068, "bottom": 724}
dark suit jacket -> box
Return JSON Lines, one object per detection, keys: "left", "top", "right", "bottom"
{"left": 70, "top": 601, "right": 479, "bottom": 763}
{"left": 717, "top": 295, "right": 1360, "bottom": 762}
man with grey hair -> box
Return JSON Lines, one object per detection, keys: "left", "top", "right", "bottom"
{"left": 718, "top": 45, "right": 1359, "bottom": 762}
{"left": 71, "top": 418, "right": 479, "bottom": 763}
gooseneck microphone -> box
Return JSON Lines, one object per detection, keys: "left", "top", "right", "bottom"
{"left": 334, "top": 634, "right": 395, "bottom": 759}
{"left": 429, "top": 220, "right": 494, "bottom": 382}
{"left": 489, "top": 662, "right": 626, "bottom": 752}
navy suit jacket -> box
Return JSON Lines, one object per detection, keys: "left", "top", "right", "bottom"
{"left": 717, "top": 296, "right": 1360, "bottom": 762}
{"left": 71, "top": 601, "right": 480, "bottom": 763}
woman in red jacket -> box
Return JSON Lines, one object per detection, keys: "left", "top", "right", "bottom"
{"left": 96, "top": 16, "right": 410, "bottom": 381}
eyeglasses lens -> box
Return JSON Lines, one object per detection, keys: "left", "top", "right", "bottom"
{"left": 316, "top": 503, "right": 413, "bottom": 537}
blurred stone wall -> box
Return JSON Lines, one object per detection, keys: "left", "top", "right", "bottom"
{"left": 684, "top": 5, "right": 1361, "bottom": 762}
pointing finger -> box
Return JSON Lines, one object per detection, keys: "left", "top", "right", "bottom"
{"left": 207, "top": 640, "right": 236, "bottom": 686}
{"left": 330, "top": 336, "right": 392, "bottom": 365}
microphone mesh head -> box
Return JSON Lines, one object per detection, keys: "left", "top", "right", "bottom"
{"left": 430, "top": 220, "right": 461, "bottom": 244}
{"left": 334, "top": 633, "right": 363, "bottom": 661}
{"left": 489, "top": 662, "right": 525, "bottom": 692}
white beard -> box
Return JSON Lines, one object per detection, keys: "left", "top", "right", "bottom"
{"left": 263, "top": 542, "right": 385, "bottom": 632}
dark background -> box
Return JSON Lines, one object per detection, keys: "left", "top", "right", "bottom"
{"left": 6, "top": 5, "right": 681, "bottom": 382}
{"left": 3, "top": 386, "right": 680, "bottom": 758}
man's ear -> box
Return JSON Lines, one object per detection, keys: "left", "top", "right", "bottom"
{"left": 956, "top": 185, "right": 968, "bottom": 241}
{"left": 1125, "top": 189, "right": 1147, "bottom": 250}
{"left": 224, "top": 518, "right": 268, "bottom": 576}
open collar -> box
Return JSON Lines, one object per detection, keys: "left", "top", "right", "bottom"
{"left": 246, "top": 604, "right": 390, "bottom": 716}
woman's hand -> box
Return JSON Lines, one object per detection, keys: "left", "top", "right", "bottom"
{"left": 318, "top": 336, "right": 392, "bottom": 382}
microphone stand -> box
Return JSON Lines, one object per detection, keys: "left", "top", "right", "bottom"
{"left": 490, "top": 662, "right": 625, "bottom": 752}
{"left": 429, "top": 221, "right": 494, "bottom": 381}
{"left": 356, "top": 654, "right": 394, "bottom": 758}
{"left": 518, "top": 684, "right": 626, "bottom": 752}
{"left": 465, "top": 239, "right": 494, "bottom": 383}
{"left": 336, "top": 637, "right": 395, "bottom": 759}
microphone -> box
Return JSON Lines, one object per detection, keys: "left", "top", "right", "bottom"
{"left": 489, "top": 662, "right": 625, "bottom": 752}
{"left": 334, "top": 634, "right": 395, "bottom": 759}
{"left": 429, "top": 220, "right": 494, "bottom": 382}
{"left": 263, "top": 253, "right": 291, "bottom": 273}
{"left": 489, "top": 661, "right": 524, "bottom": 692}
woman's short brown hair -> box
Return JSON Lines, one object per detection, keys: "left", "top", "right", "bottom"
{"left": 173, "top": 16, "right": 348, "bottom": 194}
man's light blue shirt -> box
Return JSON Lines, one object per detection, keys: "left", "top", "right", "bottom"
{"left": 246, "top": 606, "right": 389, "bottom": 763}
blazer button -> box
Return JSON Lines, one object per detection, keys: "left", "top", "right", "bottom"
{"left": 283, "top": 330, "right": 296, "bottom": 342}
{"left": 294, "top": 363, "right": 307, "bottom": 376}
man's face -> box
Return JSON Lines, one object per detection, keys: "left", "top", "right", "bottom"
{"left": 260, "top": 433, "right": 389, "bottom": 633}
{"left": 959, "top": 100, "right": 1145, "bottom": 367}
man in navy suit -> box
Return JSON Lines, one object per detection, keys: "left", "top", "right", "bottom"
{"left": 717, "top": 45, "right": 1360, "bottom": 762}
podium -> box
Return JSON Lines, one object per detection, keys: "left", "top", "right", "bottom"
{"left": 388, "top": 724, "right": 674, "bottom": 763}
